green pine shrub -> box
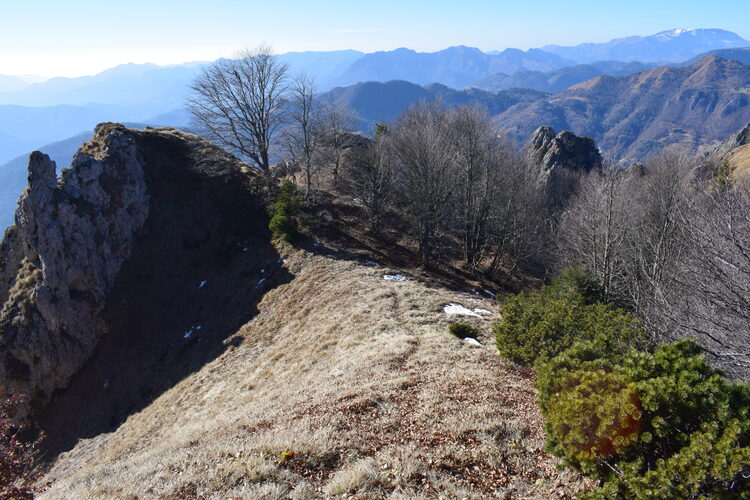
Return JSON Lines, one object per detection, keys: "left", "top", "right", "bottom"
{"left": 494, "top": 267, "right": 750, "bottom": 498}
{"left": 539, "top": 339, "right": 750, "bottom": 498}
{"left": 544, "top": 369, "right": 641, "bottom": 463}
{"left": 493, "top": 269, "right": 643, "bottom": 365}
{"left": 268, "top": 180, "right": 301, "bottom": 242}
{"left": 448, "top": 322, "right": 479, "bottom": 339}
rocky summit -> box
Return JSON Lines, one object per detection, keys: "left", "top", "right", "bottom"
{"left": 527, "top": 126, "right": 602, "bottom": 209}
{"left": 0, "top": 124, "right": 267, "bottom": 415}
{"left": 528, "top": 125, "right": 602, "bottom": 173}
{"left": 0, "top": 126, "right": 149, "bottom": 409}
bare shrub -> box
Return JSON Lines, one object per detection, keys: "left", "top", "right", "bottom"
{"left": 0, "top": 392, "right": 44, "bottom": 499}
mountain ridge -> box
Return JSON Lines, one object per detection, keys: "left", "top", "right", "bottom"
{"left": 495, "top": 55, "right": 750, "bottom": 160}
{"left": 0, "top": 124, "right": 592, "bottom": 498}
{"left": 542, "top": 28, "right": 750, "bottom": 63}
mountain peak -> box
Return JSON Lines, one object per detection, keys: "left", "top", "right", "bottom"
{"left": 543, "top": 28, "right": 749, "bottom": 63}
{"left": 657, "top": 28, "right": 698, "bottom": 37}
{"left": 655, "top": 28, "right": 745, "bottom": 40}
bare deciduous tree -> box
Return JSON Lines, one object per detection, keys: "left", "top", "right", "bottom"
{"left": 557, "top": 167, "right": 634, "bottom": 303}
{"left": 625, "top": 153, "right": 693, "bottom": 332}
{"left": 486, "top": 152, "right": 548, "bottom": 278}
{"left": 555, "top": 152, "right": 750, "bottom": 378}
{"left": 347, "top": 123, "right": 393, "bottom": 233}
{"left": 447, "top": 106, "right": 500, "bottom": 270}
{"left": 282, "top": 72, "right": 320, "bottom": 198}
{"left": 187, "top": 45, "right": 288, "bottom": 173}
{"left": 651, "top": 180, "right": 750, "bottom": 378}
{"left": 318, "top": 97, "right": 358, "bottom": 187}
{"left": 391, "top": 102, "right": 456, "bottom": 266}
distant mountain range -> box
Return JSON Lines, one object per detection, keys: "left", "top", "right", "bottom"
{"left": 0, "top": 75, "right": 31, "bottom": 93}
{"left": 470, "top": 61, "right": 656, "bottom": 93}
{"left": 0, "top": 28, "right": 746, "bottom": 164}
{"left": 0, "top": 63, "right": 203, "bottom": 109}
{"left": 0, "top": 103, "right": 191, "bottom": 166}
{"left": 682, "top": 46, "right": 750, "bottom": 66}
{"left": 1, "top": 27, "right": 750, "bottom": 231}
{"left": 542, "top": 28, "right": 749, "bottom": 63}
{"left": 327, "top": 46, "right": 573, "bottom": 88}
{"left": 494, "top": 56, "right": 750, "bottom": 160}
{"left": 323, "top": 80, "right": 547, "bottom": 130}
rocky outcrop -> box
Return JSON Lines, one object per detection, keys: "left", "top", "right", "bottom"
{"left": 528, "top": 125, "right": 603, "bottom": 173}
{"left": 0, "top": 123, "right": 262, "bottom": 411}
{"left": 0, "top": 125, "right": 149, "bottom": 405}
{"left": 729, "top": 123, "right": 750, "bottom": 148}
{"left": 699, "top": 122, "right": 750, "bottom": 184}
{"left": 528, "top": 126, "right": 602, "bottom": 209}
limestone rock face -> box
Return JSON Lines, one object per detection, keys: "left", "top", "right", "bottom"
{"left": 0, "top": 124, "right": 149, "bottom": 404}
{"left": 731, "top": 122, "right": 750, "bottom": 147}
{"left": 528, "top": 126, "right": 603, "bottom": 209}
{"left": 529, "top": 125, "right": 603, "bottom": 173}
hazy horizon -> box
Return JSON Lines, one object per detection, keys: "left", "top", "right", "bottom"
{"left": 2, "top": 0, "right": 750, "bottom": 78}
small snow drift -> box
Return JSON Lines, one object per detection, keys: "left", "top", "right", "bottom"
{"left": 384, "top": 274, "right": 407, "bottom": 282}
{"left": 464, "top": 337, "right": 483, "bottom": 346}
{"left": 183, "top": 326, "right": 203, "bottom": 339}
{"left": 443, "top": 303, "right": 480, "bottom": 317}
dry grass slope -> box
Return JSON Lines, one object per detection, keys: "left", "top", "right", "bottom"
{"left": 40, "top": 248, "right": 590, "bottom": 499}
{"left": 728, "top": 143, "right": 750, "bottom": 183}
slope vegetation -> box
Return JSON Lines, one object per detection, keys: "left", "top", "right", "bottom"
{"left": 40, "top": 248, "right": 590, "bottom": 498}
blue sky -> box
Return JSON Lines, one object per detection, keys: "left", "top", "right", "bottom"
{"left": 1, "top": 0, "right": 749, "bottom": 77}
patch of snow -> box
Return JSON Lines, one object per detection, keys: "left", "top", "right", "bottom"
{"left": 474, "top": 308, "right": 493, "bottom": 316}
{"left": 256, "top": 278, "right": 267, "bottom": 288}
{"left": 463, "top": 337, "right": 482, "bottom": 346}
{"left": 243, "top": 247, "right": 248, "bottom": 252}
{"left": 364, "top": 260, "right": 380, "bottom": 267}
{"left": 199, "top": 280, "right": 207, "bottom": 289}
{"left": 384, "top": 274, "right": 407, "bottom": 282}
{"left": 444, "top": 303, "right": 481, "bottom": 317}
{"left": 260, "top": 268, "right": 265, "bottom": 273}
{"left": 483, "top": 289, "right": 495, "bottom": 298}
{"left": 183, "top": 325, "right": 203, "bottom": 339}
